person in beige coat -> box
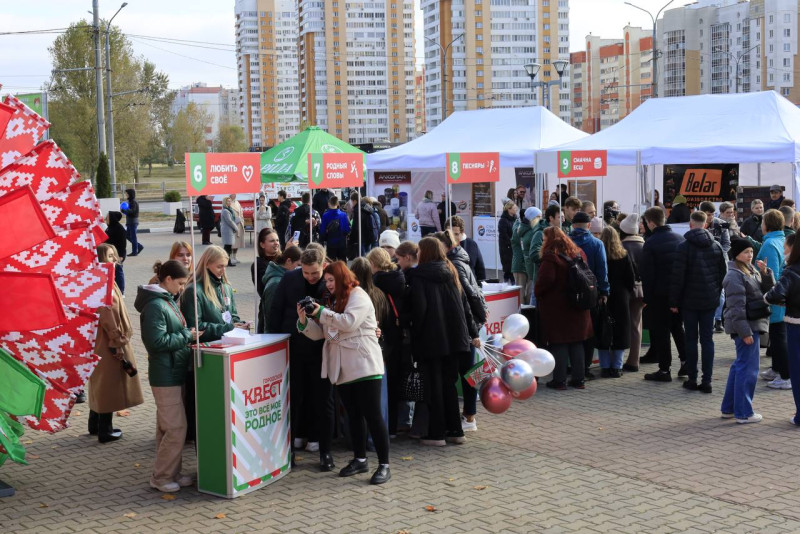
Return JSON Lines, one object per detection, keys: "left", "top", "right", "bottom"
{"left": 298, "top": 260, "right": 391, "bottom": 485}
{"left": 88, "top": 244, "right": 144, "bottom": 443}
{"left": 229, "top": 194, "right": 246, "bottom": 264}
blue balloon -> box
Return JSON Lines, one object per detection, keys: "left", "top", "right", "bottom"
{"left": 120, "top": 201, "right": 129, "bottom": 211}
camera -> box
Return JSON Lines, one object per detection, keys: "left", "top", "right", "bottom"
{"left": 604, "top": 206, "right": 620, "bottom": 221}
{"left": 121, "top": 358, "right": 138, "bottom": 378}
{"left": 298, "top": 296, "right": 318, "bottom": 315}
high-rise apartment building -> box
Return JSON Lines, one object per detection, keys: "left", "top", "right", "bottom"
{"left": 296, "top": 0, "right": 416, "bottom": 144}
{"left": 235, "top": 0, "right": 300, "bottom": 150}
{"left": 414, "top": 69, "right": 426, "bottom": 135}
{"left": 658, "top": 0, "right": 799, "bottom": 102}
{"left": 171, "top": 83, "right": 242, "bottom": 149}
{"left": 421, "top": 0, "right": 570, "bottom": 131}
{"left": 570, "top": 28, "right": 652, "bottom": 132}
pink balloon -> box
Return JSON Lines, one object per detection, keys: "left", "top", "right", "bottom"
{"left": 502, "top": 339, "right": 537, "bottom": 361}
{"left": 511, "top": 377, "right": 538, "bottom": 400}
{"left": 480, "top": 377, "right": 513, "bottom": 414}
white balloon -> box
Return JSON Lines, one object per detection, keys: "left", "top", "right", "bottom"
{"left": 517, "top": 348, "right": 555, "bottom": 377}
{"left": 500, "top": 358, "right": 535, "bottom": 393}
{"left": 487, "top": 333, "right": 505, "bottom": 348}
{"left": 501, "top": 313, "right": 530, "bottom": 342}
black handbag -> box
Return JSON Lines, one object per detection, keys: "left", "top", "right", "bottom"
{"left": 594, "top": 302, "right": 615, "bottom": 350}
{"left": 746, "top": 299, "right": 772, "bottom": 321}
{"left": 400, "top": 362, "right": 424, "bottom": 402}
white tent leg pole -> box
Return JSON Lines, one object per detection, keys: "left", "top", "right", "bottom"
{"left": 757, "top": 162, "right": 762, "bottom": 186}
{"left": 636, "top": 150, "right": 642, "bottom": 211}
{"left": 189, "top": 195, "right": 201, "bottom": 368}
{"left": 447, "top": 183, "right": 452, "bottom": 229}
{"left": 254, "top": 192, "right": 259, "bottom": 327}
{"left": 494, "top": 182, "right": 499, "bottom": 281}
{"left": 650, "top": 164, "right": 655, "bottom": 206}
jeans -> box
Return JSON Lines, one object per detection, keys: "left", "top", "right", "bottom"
{"left": 551, "top": 342, "right": 585, "bottom": 384}
{"left": 714, "top": 291, "right": 725, "bottom": 321}
{"left": 126, "top": 222, "right": 141, "bottom": 254}
{"left": 598, "top": 349, "right": 624, "bottom": 370}
{"left": 785, "top": 324, "right": 800, "bottom": 417}
{"left": 457, "top": 350, "right": 477, "bottom": 417}
{"left": 339, "top": 379, "right": 390, "bottom": 464}
{"left": 327, "top": 244, "right": 348, "bottom": 261}
{"left": 420, "top": 226, "right": 437, "bottom": 237}
{"left": 721, "top": 333, "right": 761, "bottom": 419}
{"left": 769, "top": 322, "right": 790, "bottom": 379}
{"left": 683, "top": 308, "right": 716, "bottom": 383}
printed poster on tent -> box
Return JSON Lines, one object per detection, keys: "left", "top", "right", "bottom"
{"left": 662, "top": 164, "right": 738, "bottom": 211}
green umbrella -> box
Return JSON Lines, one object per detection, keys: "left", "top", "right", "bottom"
{"left": 260, "top": 126, "right": 365, "bottom": 183}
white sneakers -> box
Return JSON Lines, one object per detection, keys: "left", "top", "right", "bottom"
{"left": 177, "top": 474, "right": 194, "bottom": 487}
{"left": 461, "top": 415, "right": 477, "bottom": 432}
{"left": 305, "top": 441, "right": 320, "bottom": 452}
{"left": 736, "top": 413, "right": 763, "bottom": 424}
{"left": 760, "top": 368, "right": 779, "bottom": 381}
{"left": 767, "top": 378, "right": 792, "bottom": 390}
{"left": 293, "top": 437, "right": 307, "bottom": 449}
{"left": 150, "top": 480, "right": 180, "bottom": 493}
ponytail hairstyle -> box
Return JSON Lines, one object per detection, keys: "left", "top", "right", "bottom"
{"left": 417, "top": 237, "right": 461, "bottom": 292}
{"left": 350, "top": 257, "right": 389, "bottom": 326}
{"left": 433, "top": 229, "right": 458, "bottom": 251}
{"left": 156, "top": 259, "right": 190, "bottom": 283}
{"left": 276, "top": 245, "right": 302, "bottom": 266}
{"left": 322, "top": 261, "right": 359, "bottom": 313}
{"left": 367, "top": 247, "right": 396, "bottom": 272}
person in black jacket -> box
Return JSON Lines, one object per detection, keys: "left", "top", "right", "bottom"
{"left": 120, "top": 188, "right": 143, "bottom": 256}
{"left": 403, "top": 237, "right": 478, "bottom": 446}
{"left": 666, "top": 195, "right": 691, "bottom": 224}
{"left": 498, "top": 201, "right": 517, "bottom": 283}
{"left": 267, "top": 247, "right": 334, "bottom": 471}
{"left": 368, "top": 248, "right": 406, "bottom": 436}
{"left": 741, "top": 199, "right": 765, "bottom": 242}
{"left": 312, "top": 188, "right": 331, "bottom": 218}
{"left": 435, "top": 230, "right": 487, "bottom": 432}
{"left": 768, "top": 184, "right": 785, "bottom": 211}
{"left": 447, "top": 216, "right": 486, "bottom": 281}
{"left": 597, "top": 228, "right": 635, "bottom": 378}
{"left": 104, "top": 211, "right": 127, "bottom": 262}
{"left": 274, "top": 190, "right": 292, "bottom": 249}
{"left": 640, "top": 206, "right": 687, "bottom": 382}
{"left": 669, "top": 211, "right": 727, "bottom": 392}
{"left": 196, "top": 195, "right": 215, "bottom": 245}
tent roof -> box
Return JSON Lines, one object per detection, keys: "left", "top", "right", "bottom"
{"left": 260, "top": 126, "right": 364, "bottom": 182}
{"left": 367, "top": 106, "right": 588, "bottom": 170}
{"left": 541, "top": 91, "right": 800, "bottom": 167}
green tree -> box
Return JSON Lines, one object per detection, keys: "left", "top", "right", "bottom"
{"left": 168, "top": 102, "right": 211, "bottom": 160}
{"left": 213, "top": 123, "right": 247, "bottom": 152}
{"left": 95, "top": 153, "right": 111, "bottom": 198}
{"left": 48, "top": 21, "right": 171, "bottom": 183}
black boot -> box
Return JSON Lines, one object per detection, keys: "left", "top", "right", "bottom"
{"left": 98, "top": 412, "right": 122, "bottom": 444}
{"left": 88, "top": 410, "right": 99, "bottom": 436}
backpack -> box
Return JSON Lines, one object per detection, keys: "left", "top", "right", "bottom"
{"left": 370, "top": 211, "right": 380, "bottom": 243}
{"left": 326, "top": 214, "right": 341, "bottom": 237}
{"left": 558, "top": 253, "right": 598, "bottom": 310}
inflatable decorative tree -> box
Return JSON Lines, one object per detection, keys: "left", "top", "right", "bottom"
{"left": 0, "top": 87, "right": 113, "bottom": 494}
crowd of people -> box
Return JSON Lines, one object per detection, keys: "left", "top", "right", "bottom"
{"left": 85, "top": 184, "right": 800, "bottom": 495}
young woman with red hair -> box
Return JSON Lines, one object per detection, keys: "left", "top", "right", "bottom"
{"left": 297, "top": 260, "right": 391, "bottom": 485}
{"left": 534, "top": 226, "right": 594, "bottom": 390}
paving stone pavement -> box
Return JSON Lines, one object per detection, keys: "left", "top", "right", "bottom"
{"left": 2, "top": 232, "right": 800, "bottom": 533}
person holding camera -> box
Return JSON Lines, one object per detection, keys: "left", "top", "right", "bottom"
{"left": 297, "top": 260, "right": 391, "bottom": 484}
{"left": 268, "top": 247, "right": 335, "bottom": 471}
{"left": 135, "top": 260, "right": 202, "bottom": 492}
{"left": 87, "top": 244, "right": 143, "bottom": 444}
{"left": 602, "top": 200, "right": 620, "bottom": 227}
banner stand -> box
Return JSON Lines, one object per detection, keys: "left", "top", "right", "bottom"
{"left": 254, "top": 192, "right": 260, "bottom": 322}
{"left": 188, "top": 194, "right": 201, "bottom": 368}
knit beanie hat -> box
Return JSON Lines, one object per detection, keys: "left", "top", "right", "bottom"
{"left": 728, "top": 237, "right": 753, "bottom": 261}
{"left": 620, "top": 213, "right": 640, "bottom": 235}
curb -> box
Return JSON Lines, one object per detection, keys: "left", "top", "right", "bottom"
{"left": 137, "top": 227, "right": 202, "bottom": 235}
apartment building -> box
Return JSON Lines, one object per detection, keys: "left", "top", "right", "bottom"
{"left": 171, "top": 84, "right": 242, "bottom": 149}
{"left": 570, "top": 28, "right": 652, "bottom": 133}
{"left": 235, "top": 0, "right": 301, "bottom": 150}
{"left": 414, "top": 69, "right": 426, "bottom": 136}
{"left": 659, "top": 0, "right": 799, "bottom": 102}
{"left": 420, "top": 0, "right": 570, "bottom": 131}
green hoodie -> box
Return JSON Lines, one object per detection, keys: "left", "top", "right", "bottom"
{"left": 259, "top": 261, "right": 288, "bottom": 331}
{"left": 180, "top": 272, "right": 240, "bottom": 342}
{"left": 528, "top": 218, "right": 550, "bottom": 285}
{"left": 511, "top": 218, "right": 532, "bottom": 274}
{"left": 134, "top": 284, "right": 193, "bottom": 387}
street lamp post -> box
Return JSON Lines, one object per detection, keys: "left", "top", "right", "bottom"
{"left": 713, "top": 44, "right": 760, "bottom": 93}
{"left": 92, "top": 0, "right": 106, "bottom": 158}
{"left": 424, "top": 33, "right": 465, "bottom": 125}
{"left": 624, "top": 0, "right": 675, "bottom": 98}
{"left": 105, "top": 2, "right": 128, "bottom": 196}
{"left": 523, "top": 59, "right": 569, "bottom": 110}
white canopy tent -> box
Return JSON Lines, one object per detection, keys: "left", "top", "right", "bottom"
{"left": 537, "top": 91, "right": 800, "bottom": 207}
{"left": 369, "top": 106, "right": 588, "bottom": 170}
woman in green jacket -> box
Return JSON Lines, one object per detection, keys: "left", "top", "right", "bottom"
{"left": 258, "top": 246, "right": 302, "bottom": 333}
{"left": 134, "top": 260, "right": 200, "bottom": 493}
{"left": 181, "top": 245, "right": 248, "bottom": 341}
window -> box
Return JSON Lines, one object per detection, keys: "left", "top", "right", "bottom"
{"left": 784, "top": 58, "right": 791, "bottom": 67}
{"left": 785, "top": 43, "right": 791, "bottom": 52}
{"left": 785, "top": 29, "right": 791, "bottom": 38}
{"left": 784, "top": 73, "right": 791, "bottom": 82}
{"left": 785, "top": 13, "right": 791, "bottom": 23}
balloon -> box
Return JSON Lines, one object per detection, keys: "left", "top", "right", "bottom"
{"left": 517, "top": 348, "right": 556, "bottom": 377}
{"left": 486, "top": 334, "right": 505, "bottom": 349}
{"left": 501, "top": 313, "right": 530, "bottom": 341}
{"left": 502, "top": 339, "right": 536, "bottom": 361}
{"left": 480, "top": 377, "right": 513, "bottom": 414}
{"left": 511, "top": 377, "right": 538, "bottom": 400}
{"left": 120, "top": 201, "right": 129, "bottom": 211}
{"left": 500, "top": 359, "right": 535, "bottom": 393}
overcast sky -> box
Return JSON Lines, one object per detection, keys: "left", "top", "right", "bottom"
{"left": 0, "top": 0, "right": 691, "bottom": 96}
